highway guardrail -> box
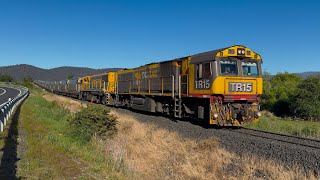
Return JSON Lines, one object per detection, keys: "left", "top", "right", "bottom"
{"left": 0, "top": 84, "right": 29, "bottom": 132}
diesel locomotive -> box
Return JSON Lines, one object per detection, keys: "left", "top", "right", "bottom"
{"left": 35, "top": 45, "right": 263, "bottom": 126}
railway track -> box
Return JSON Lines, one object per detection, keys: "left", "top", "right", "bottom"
{"left": 228, "top": 127, "right": 320, "bottom": 150}
{"left": 50, "top": 88, "right": 320, "bottom": 150}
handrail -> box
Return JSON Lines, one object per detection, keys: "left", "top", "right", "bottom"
{"left": 172, "top": 75, "right": 175, "bottom": 98}
{"left": 179, "top": 75, "right": 181, "bottom": 99}
{"left": 115, "top": 75, "right": 176, "bottom": 96}
{"left": 0, "top": 84, "right": 29, "bottom": 132}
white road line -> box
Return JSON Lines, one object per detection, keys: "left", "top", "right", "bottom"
{"left": 17, "top": 88, "right": 22, "bottom": 96}
{"left": 0, "top": 88, "right": 7, "bottom": 108}
{"left": 0, "top": 88, "right": 6, "bottom": 96}
{"left": 0, "top": 86, "right": 22, "bottom": 108}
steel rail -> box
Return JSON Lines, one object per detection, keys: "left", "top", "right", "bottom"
{"left": 227, "top": 127, "right": 320, "bottom": 150}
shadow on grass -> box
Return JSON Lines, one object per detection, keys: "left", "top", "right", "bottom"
{"left": 0, "top": 100, "right": 25, "bottom": 179}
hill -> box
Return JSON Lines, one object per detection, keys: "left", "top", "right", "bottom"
{"left": 0, "top": 64, "right": 121, "bottom": 81}
{"left": 1, "top": 64, "right": 318, "bottom": 81}
{"left": 294, "top": 71, "right": 320, "bottom": 78}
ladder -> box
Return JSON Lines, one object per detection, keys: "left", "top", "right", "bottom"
{"left": 173, "top": 75, "right": 182, "bottom": 118}
{"left": 174, "top": 98, "right": 182, "bottom": 118}
{"left": 103, "top": 93, "right": 110, "bottom": 105}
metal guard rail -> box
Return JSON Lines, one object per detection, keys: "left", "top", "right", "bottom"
{"left": 0, "top": 85, "right": 29, "bottom": 132}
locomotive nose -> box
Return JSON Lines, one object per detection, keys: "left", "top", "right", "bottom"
{"left": 211, "top": 103, "right": 260, "bottom": 126}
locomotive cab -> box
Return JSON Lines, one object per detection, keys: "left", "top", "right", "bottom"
{"left": 188, "top": 45, "right": 263, "bottom": 126}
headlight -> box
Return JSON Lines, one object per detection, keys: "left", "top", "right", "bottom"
{"left": 213, "top": 113, "right": 218, "bottom": 119}
{"left": 228, "top": 49, "right": 235, "bottom": 54}
{"left": 256, "top": 112, "right": 261, "bottom": 117}
{"left": 237, "top": 48, "right": 245, "bottom": 55}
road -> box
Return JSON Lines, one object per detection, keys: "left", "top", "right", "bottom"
{"left": 0, "top": 87, "right": 21, "bottom": 107}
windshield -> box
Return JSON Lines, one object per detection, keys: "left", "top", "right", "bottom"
{"left": 242, "top": 61, "right": 259, "bottom": 76}
{"left": 220, "top": 59, "right": 237, "bottom": 75}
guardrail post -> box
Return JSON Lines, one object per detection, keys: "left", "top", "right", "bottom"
{"left": 9, "top": 101, "right": 12, "bottom": 116}
{"left": 4, "top": 105, "right": 8, "bottom": 125}
{"left": 11, "top": 100, "right": 14, "bottom": 114}
{"left": 0, "top": 109, "right": 3, "bottom": 132}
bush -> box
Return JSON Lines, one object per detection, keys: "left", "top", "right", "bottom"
{"left": 262, "top": 72, "right": 302, "bottom": 116}
{"left": 69, "top": 105, "right": 118, "bottom": 142}
{"left": 290, "top": 76, "right": 320, "bottom": 121}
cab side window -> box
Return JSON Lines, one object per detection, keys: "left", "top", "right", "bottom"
{"left": 196, "top": 64, "right": 203, "bottom": 79}
{"left": 196, "top": 63, "right": 211, "bottom": 79}
{"left": 202, "top": 63, "right": 211, "bottom": 78}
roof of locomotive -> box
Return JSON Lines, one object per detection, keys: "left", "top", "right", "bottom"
{"left": 188, "top": 47, "right": 226, "bottom": 64}
{"left": 143, "top": 45, "right": 260, "bottom": 66}
{"left": 142, "top": 47, "right": 224, "bottom": 67}
{"left": 120, "top": 45, "right": 261, "bottom": 71}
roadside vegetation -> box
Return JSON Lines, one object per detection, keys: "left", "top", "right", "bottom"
{"left": 0, "top": 74, "right": 33, "bottom": 89}
{"left": 69, "top": 105, "right": 118, "bottom": 142}
{"left": 247, "top": 111, "right": 320, "bottom": 139}
{"left": 248, "top": 73, "right": 320, "bottom": 137}
{"left": 262, "top": 72, "right": 320, "bottom": 120}
{"left": 15, "top": 87, "right": 128, "bottom": 179}
{"left": 0, "top": 74, "right": 14, "bottom": 82}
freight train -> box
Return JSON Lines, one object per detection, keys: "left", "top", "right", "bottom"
{"left": 35, "top": 45, "right": 263, "bottom": 126}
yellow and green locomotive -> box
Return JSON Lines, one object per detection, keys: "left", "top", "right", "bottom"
{"left": 36, "top": 45, "right": 263, "bottom": 126}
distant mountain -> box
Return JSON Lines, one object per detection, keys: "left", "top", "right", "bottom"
{"left": 0, "top": 64, "right": 122, "bottom": 81}
{"left": 294, "top": 71, "right": 320, "bottom": 78}
{"left": 1, "top": 64, "right": 318, "bottom": 81}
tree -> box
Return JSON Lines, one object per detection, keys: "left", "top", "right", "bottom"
{"left": 22, "top": 75, "right": 33, "bottom": 88}
{"left": 261, "top": 72, "right": 302, "bottom": 116}
{"left": 67, "top": 74, "right": 74, "bottom": 80}
{"left": 23, "top": 75, "right": 33, "bottom": 82}
{"left": 0, "top": 74, "right": 14, "bottom": 82}
{"left": 290, "top": 75, "right": 320, "bottom": 121}
{"left": 261, "top": 72, "right": 273, "bottom": 109}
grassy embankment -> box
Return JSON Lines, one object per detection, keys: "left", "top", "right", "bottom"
{"left": 0, "top": 85, "right": 317, "bottom": 179}
{"left": 14, "top": 87, "right": 130, "bottom": 179}
{"left": 246, "top": 111, "right": 320, "bottom": 139}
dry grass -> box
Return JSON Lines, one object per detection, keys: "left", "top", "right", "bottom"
{"left": 105, "top": 111, "right": 317, "bottom": 180}
{"left": 40, "top": 93, "right": 317, "bottom": 179}
{"left": 42, "top": 94, "right": 87, "bottom": 113}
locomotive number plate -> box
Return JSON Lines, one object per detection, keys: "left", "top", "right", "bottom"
{"left": 229, "top": 82, "right": 253, "bottom": 92}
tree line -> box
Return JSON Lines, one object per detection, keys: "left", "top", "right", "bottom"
{"left": 262, "top": 72, "right": 320, "bottom": 121}
{"left": 0, "top": 74, "right": 33, "bottom": 88}
{"left": 0, "top": 74, "right": 14, "bottom": 82}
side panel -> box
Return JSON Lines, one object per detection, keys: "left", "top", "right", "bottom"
{"left": 160, "top": 62, "right": 176, "bottom": 94}
{"left": 107, "top": 72, "right": 116, "bottom": 93}
{"left": 118, "top": 69, "right": 134, "bottom": 93}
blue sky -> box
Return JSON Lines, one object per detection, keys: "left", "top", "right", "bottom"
{"left": 0, "top": 0, "right": 319, "bottom": 74}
